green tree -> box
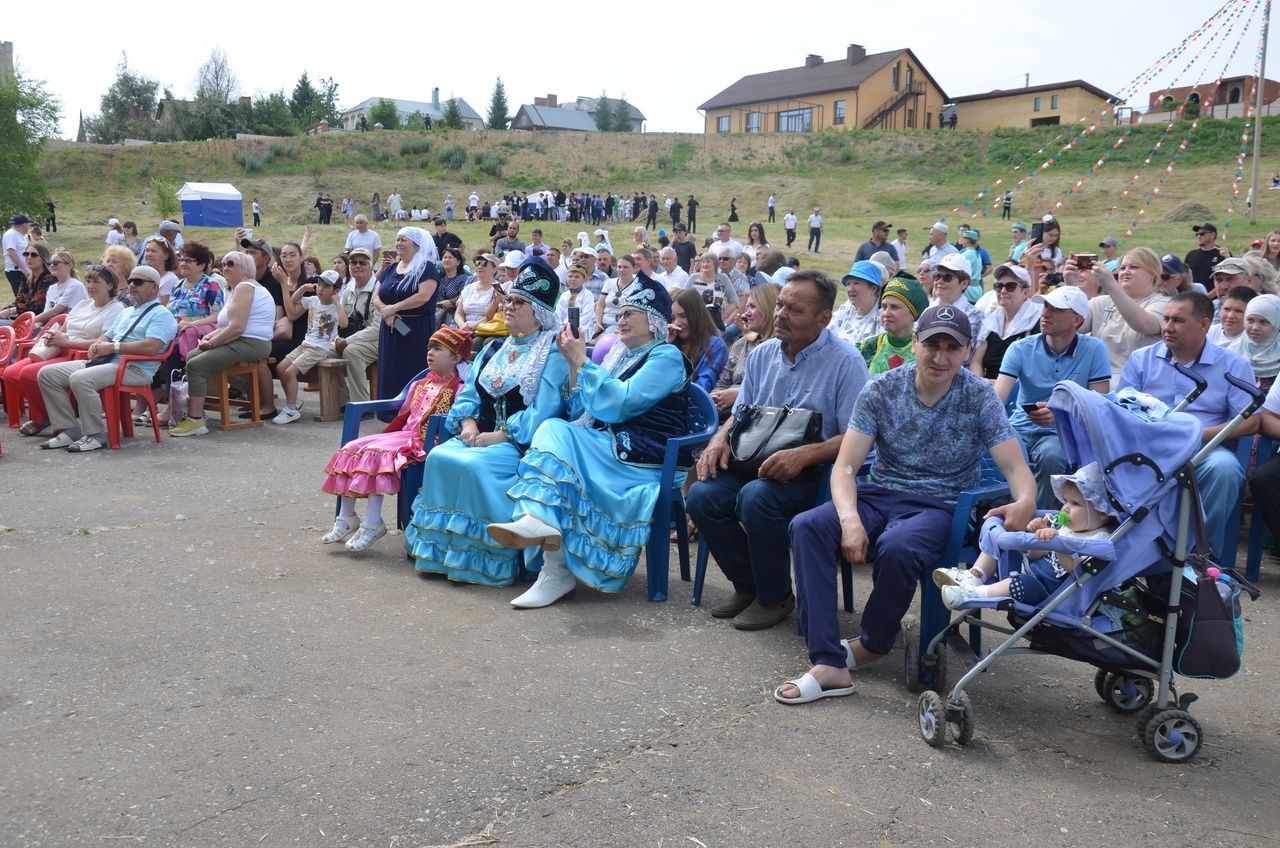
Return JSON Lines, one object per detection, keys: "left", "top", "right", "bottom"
{"left": 171, "top": 47, "right": 241, "bottom": 139}
{"left": 439, "top": 96, "right": 465, "bottom": 130}
{"left": 613, "top": 94, "right": 636, "bottom": 132}
{"left": 315, "top": 76, "right": 341, "bottom": 125}
{"left": 1184, "top": 94, "right": 1201, "bottom": 120}
{"left": 249, "top": 91, "right": 298, "bottom": 136}
{"left": 83, "top": 55, "right": 159, "bottom": 143}
{"left": 486, "top": 77, "right": 510, "bottom": 130}
{"left": 369, "top": 98, "right": 400, "bottom": 129}
{"left": 289, "top": 71, "right": 341, "bottom": 129}
{"left": 0, "top": 72, "right": 61, "bottom": 219}
{"left": 594, "top": 91, "right": 615, "bottom": 132}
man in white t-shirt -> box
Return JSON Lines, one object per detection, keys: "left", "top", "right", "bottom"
{"left": 783, "top": 211, "right": 797, "bottom": 248}
{"left": 806, "top": 208, "right": 823, "bottom": 253}
{"left": 891, "top": 228, "right": 909, "bottom": 267}
{"left": 467, "top": 192, "right": 480, "bottom": 220}
{"left": 710, "top": 224, "right": 744, "bottom": 260}
{"left": 656, "top": 247, "right": 690, "bottom": 295}
{"left": 4, "top": 215, "right": 32, "bottom": 295}
{"left": 344, "top": 215, "right": 383, "bottom": 256}
{"left": 767, "top": 193, "right": 777, "bottom": 222}
{"left": 388, "top": 190, "right": 404, "bottom": 221}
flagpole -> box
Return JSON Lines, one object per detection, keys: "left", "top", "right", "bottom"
{"left": 1250, "top": 0, "right": 1271, "bottom": 225}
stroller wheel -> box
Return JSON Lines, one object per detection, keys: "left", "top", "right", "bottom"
{"left": 1103, "top": 674, "right": 1154, "bottom": 714}
{"left": 1094, "top": 670, "right": 1111, "bottom": 702}
{"left": 1142, "top": 708, "right": 1203, "bottom": 763}
{"left": 904, "top": 635, "right": 922, "bottom": 693}
{"left": 918, "top": 691, "right": 948, "bottom": 748}
{"left": 948, "top": 691, "right": 975, "bottom": 746}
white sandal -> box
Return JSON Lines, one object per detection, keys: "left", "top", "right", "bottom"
{"left": 773, "top": 672, "right": 855, "bottom": 705}
{"left": 321, "top": 516, "right": 358, "bottom": 544}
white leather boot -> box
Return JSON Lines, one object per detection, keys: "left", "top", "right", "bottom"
{"left": 487, "top": 514, "right": 562, "bottom": 551}
{"left": 510, "top": 548, "right": 576, "bottom": 609}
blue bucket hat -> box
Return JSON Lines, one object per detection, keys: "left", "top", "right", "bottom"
{"left": 842, "top": 260, "right": 884, "bottom": 288}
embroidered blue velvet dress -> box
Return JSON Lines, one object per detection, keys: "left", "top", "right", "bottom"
{"left": 508, "top": 341, "right": 689, "bottom": 592}
{"left": 405, "top": 332, "right": 568, "bottom": 585}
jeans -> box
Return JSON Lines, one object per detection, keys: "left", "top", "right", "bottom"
{"left": 1196, "top": 445, "right": 1244, "bottom": 562}
{"left": 791, "top": 486, "right": 954, "bottom": 659}
{"left": 1020, "top": 429, "right": 1071, "bottom": 509}
{"left": 686, "top": 471, "right": 821, "bottom": 605}
{"left": 808, "top": 227, "right": 822, "bottom": 252}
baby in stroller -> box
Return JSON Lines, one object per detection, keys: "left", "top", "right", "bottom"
{"left": 934, "top": 462, "right": 1119, "bottom": 608}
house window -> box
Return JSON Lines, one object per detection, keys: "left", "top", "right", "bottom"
{"left": 906, "top": 66, "right": 914, "bottom": 90}
{"left": 926, "top": 112, "right": 933, "bottom": 129}
{"left": 906, "top": 109, "right": 916, "bottom": 129}
{"left": 1033, "top": 96, "right": 1042, "bottom": 112}
{"left": 716, "top": 115, "right": 730, "bottom": 133}
{"left": 1050, "top": 95, "right": 1059, "bottom": 109}
{"left": 1229, "top": 86, "right": 1242, "bottom": 104}
{"left": 892, "top": 62, "right": 901, "bottom": 92}
{"left": 1031, "top": 116, "right": 1060, "bottom": 127}
{"left": 834, "top": 100, "right": 846, "bottom": 125}
{"left": 746, "top": 111, "right": 761, "bottom": 133}
{"left": 776, "top": 107, "right": 813, "bottom": 133}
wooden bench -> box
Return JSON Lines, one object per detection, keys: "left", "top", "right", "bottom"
{"left": 206, "top": 359, "right": 268, "bottom": 431}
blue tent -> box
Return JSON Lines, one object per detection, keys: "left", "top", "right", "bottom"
{"left": 178, "top": 182, "right": 243, "bottom": 228}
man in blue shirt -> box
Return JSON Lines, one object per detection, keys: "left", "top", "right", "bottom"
{"left": 995, "top": 286, "right": 1111, "bottom": 507}
{"left": 854, "top": 221, "right": 894, "bottom": 263}
{"left": 37, "top": 265, "right": 178, "bottom": 452}
{"left": 1118, "top": 292, "right": 1257, "bottom": 559}
{"left": 688, "top": 271, "right": 869, "bottom": 631}
{"left": 777, "top": 305, "right": 1037, "bottom": 703}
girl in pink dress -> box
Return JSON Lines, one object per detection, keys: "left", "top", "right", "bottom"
{"left": 321, "top": 326, "right": 472, "bottom": 552}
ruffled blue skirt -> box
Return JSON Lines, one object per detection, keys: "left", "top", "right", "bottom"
{"left": 405, "top": 437, "right": 526, "bottom": 586}
{"left": 509, "top": 419, "right": 677, "bottom": 593}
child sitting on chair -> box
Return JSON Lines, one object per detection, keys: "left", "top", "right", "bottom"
{"left": 275, "top": 270, "right": 347, "bottom": 425}
{"left": 320, "top": 326, "right": 472, "bottom": 552}
{"left": 934, "top": 462, "right": 1119, "bottom": 609}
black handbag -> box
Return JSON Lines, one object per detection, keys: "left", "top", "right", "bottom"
{"left": 727, "top": 405, "right": 822, "bottom": 481}
{"left": 85, "top": 302, "right": 160, "bottom": 368}
{"left": 340, "top": 289, "right": 372, "bottom": 338}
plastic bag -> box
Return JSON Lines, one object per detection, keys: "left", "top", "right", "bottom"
{"left": 168, "top": 369, "right": 189, "bottom": 427}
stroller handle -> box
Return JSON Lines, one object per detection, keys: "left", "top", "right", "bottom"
{"left": 1169, "top": 361, "right": 1209, "bottom": 413}
{"left": 1224, "top": 372, "right": 1266, "bottom": 418}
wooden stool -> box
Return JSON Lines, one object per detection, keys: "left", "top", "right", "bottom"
{"left": 207, "top": 360, "right": 264, "bottom": 431}
{"left": 366, "top": 362, "right": 378, "bottom": 401}
{"left": 314, "top": 359, "right": 347, "bottom": 421}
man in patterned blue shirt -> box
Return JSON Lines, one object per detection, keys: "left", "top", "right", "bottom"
{"left": 775, "top": 304, "right": 1037, "bottom": 704}
{"left": 688, "top": 271, "right": 868, "bottom": 632}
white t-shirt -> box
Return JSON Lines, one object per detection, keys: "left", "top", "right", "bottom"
{"left": 783, "top": 213, "right": 797, "bottom": 230}
{"left": 46, "top": 278, "right": 87, "bottom": 312}
{"left": 300, "top": 295, "right": 342, "bottom": 349}
{"left": 252, "top": 201, "right": 261, "bottom": 214}
{"left": 458, "top": 281, "right": 497, "bottom": 326}
{"left": 105, "top": 230, "right": 125, "bottom": 246}
{"left": 4, "top": 227, "right": 28, "bottom": 272}
{"left": 468, "top": 193, "right": 480, "bottom": 208}
{"left": 657, "top": 266, "right": 690, "bottom": 291}
{"left": 63, "top": 297, "right": 124, "bottom": 340}
{"left": 598, "top": 278, "right": 626, "bottom": 329}
{"left": 345, "top": 229, "right": 383, "bottom": 255}
{"left": 556, "top": 288, "right": 597, "bottom": 340}
{"left": 158, "top": 271, "right": 180, "bottom": 300}
{"left": 710, "top": 238, "right": 743, "bottom": 259}
{"left": 808, "top": 213, "right": 823, "bottom": 229}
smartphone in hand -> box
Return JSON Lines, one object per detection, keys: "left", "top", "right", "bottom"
{"left": 393, "top": 317, "right": 411, "bottom": 336}
{"left": 567, "top": 306, "right": 580, "bottom": 338}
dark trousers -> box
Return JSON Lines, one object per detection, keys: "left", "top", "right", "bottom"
{"left": 6, "top": 269, "right": 24, "bottom": 296}
{"left": 688, "top": 213, "right": 697, "bottom": 233}
{"left": 1250, "top": 454, "right": 1280, "bottom": 553}
{"left": 768, "top": 207, "right": 776, "bottom": 222}
{"left": 646, "top": 210, "right": 658, "bottom": 229}
{"left": 686, "top": 471, "right": 821, "bottom": 605}
{"left": 786, "top": 228, "right": 796, "bottom": 247}
{"left": 253, "top": 212, "right": 261, "bottom": 226}
{"left": 808, "top": 227, "right": 822, "bottom": 252}
{"left": 791, "top": 486, "right": 953, "bottom": 660}
{"left": 1001, "top": 205, "right": 1012, "bottom": 220}
{"left": 46, "top": 215, "right": 56, "bottom": 233}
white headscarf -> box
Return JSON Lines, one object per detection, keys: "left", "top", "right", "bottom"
{"left": 1229, "top": 293, "right": 1280, "bottom": 379}
{"left": 396, "top": 227, "right": 438, "bottom": 286}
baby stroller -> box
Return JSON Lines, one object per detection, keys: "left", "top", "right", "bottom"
{"left": 917, "top": 364, "right": 1263, "bottom": 762}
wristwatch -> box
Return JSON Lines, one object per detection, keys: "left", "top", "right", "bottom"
{"left": 113, "top": 341, "right": 120, "bottom": 354}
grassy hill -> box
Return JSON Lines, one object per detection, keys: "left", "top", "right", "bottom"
{"left": 36, "top": 117, "right": 1280, "bottom": 282}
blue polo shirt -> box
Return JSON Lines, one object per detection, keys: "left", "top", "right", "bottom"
{"left": 1000, "top": 333, "right": 1111, "bottom": 436}
{"left": 734, "top": 329, "right": 867, "bottom": 442}
{"left": 1118, "top": 340, "right": 1254, "bottom": 428}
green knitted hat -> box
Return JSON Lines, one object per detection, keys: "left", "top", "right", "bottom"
{"left": 880, "top": 272, "right": 929, "bottom": 319}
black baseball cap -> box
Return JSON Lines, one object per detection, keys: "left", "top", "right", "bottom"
{"left": 1193, "top": 223, "right": 1218, "bottom": 234}
{"left": 240, "top": 236, "right": 273, "bottom": 255}
{"left": 916, "top": 304, "right": 972, "bottom": 345}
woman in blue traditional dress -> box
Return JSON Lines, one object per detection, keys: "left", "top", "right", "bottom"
{"left": 374, "top": 227, "right": 441, "bottom": 403}
{"left": 404, "top": 258, "right": 569, "bottom": 586}
{"left": 487, "top": 273, "right": 692, "bottom": 608}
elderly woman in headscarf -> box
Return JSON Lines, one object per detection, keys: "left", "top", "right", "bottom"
{"left": 405, "top": 258, "right": 569, "bottom": 586}
{"left": 1228, "top": 292, "right": 1280, "bottom": 389}
{"left": 373, "top": 226, "right": 441, "bottom": 401}
{"left": 487, "top": 273, "right": 692, "bottom": 608}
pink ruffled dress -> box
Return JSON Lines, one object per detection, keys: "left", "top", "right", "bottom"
{"left": 322, "top": 371, "right": 462, "bottom": 497}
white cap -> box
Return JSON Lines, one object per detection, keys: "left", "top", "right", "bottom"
{"left": 107, "top": 217, "right": 120, "bottom": 226}
{"left": 1034, "top": 285, "right": 1089, "bottom": 318}
{"left": 936, "top": 253, "right": 971, "bottom": 277}
{"left": 994, "top": 263, "right": 1032, "bottom": 286}
{"left": 500, "top": 250, "right": 524, "bottom": 269}
{"left": 932, "top": 221, "right": 949, "bottom": 234}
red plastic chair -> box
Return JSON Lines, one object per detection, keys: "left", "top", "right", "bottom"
{"left": 7, "top": 315, "right": 69, "bottom": 427}
{"left": 98, "top": 338, "right": 176, "bottom": 450}
{"left": 0, "top": 326, "right": 14, "bottom": 412}
{"left": 10, "top": 311, "right": 36, "bottom": 343}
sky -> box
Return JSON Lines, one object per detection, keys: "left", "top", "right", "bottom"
{"left": 7, "top": 0, "right": 1273, "bottom": 140}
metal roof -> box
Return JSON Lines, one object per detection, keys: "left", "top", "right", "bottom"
{"left": 511, "top": 105, "right": 599, "bottom": 131}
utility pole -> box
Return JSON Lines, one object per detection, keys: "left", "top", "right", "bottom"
{"left": 1250, "top": 0, "right": 1271, "bottom": 225}
{"left": 1025, "top": 73, "right": 1030, "bottom": 88}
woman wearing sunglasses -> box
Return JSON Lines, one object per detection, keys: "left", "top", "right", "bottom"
{"left": 970, "top": 264, "right": 1041, "bottom": 380}
{"left": 1, "top": 242, "right": 55, "bottom": 324}
{"left": 455, "top": 253, "right": 500, "bottom": 331}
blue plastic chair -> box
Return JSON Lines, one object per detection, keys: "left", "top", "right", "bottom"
{"left": 1240, "top": 435, "right": 1277, "bottom": 581}
{"left": 337, "top": 368, "right": 447, "bottom": 531}
{"left": 645, "top": 383, "right": 719, "bottom": 602}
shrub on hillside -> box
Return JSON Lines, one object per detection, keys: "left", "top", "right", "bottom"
{"left": 400, "top": 138, "right": 431, "bottom": 156}
{"left": 438, "top": 144, "right": 468, "bottom": 171}
{"left": 475, "top": 151, "right": 506, "bottom": 178}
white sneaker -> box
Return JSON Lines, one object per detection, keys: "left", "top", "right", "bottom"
{"left": 344, "top": 523, "right": 387, "bottom": 552}
{"left": 273, "top": 405, "right": 302, "bottom": 425}
{"left": 510, "top": 551, "right": 576, "bottom": 608}
{"left": 933, "top": 566, "right": 984, "bottom": 589}
{"left": 321, "top": 516, "right": 358, "bottom": 544}
{"left": 487, "top": 514, "right": 562, "bottom": 551}
{"left": 65, "top": 435, "right": 106, "bottom": 453}
{"left": 940, "top": 583, "right": 986, "bottom": 610}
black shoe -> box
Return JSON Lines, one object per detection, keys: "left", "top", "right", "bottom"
{"left": 239, "top": 407, "right": 277, "bottom": 420}
{"left": 732, "top": 594, "right": 796, "bottom": 631}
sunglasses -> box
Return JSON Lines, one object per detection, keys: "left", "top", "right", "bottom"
{"left": 933, "top": 272, "right": 960, "bottom": 283}
{"left": 220, "top": 260, "right": 237, "bottom": 268}
{"left": 23, "top": 252, "right": 40, "bottom": 258}
{"left": 348, "top": 258, "right": 371, "bottom": 265}
{"left": 127, "top": 278, "right": 149, "bottom": 286}
{"left": 993, "top": 281, "right": 1022, "bottom": 292}
{"left": 1160, "top": 273, "right": 1176, "bottom": 281}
